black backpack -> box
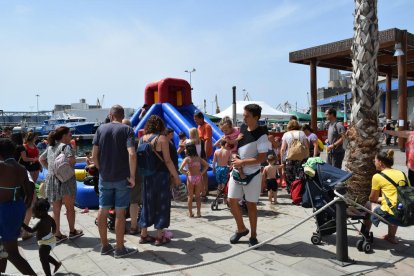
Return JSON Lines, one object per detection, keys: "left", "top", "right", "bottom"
{"left": 137, "top": 135, "right": 164, "bottom": 177}
{"left": 379, "top": 172, "right": 414, "bottom": 226}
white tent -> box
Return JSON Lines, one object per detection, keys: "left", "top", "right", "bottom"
{"left": 214, "top": 101, "right": 291, "bottom": 120}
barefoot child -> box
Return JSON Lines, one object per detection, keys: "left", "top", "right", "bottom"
{"left": 179, "top": 143, "right": 208, "bottom": 217}
{"left": 213, "top": 140, "right": 232, "bottom": 203}
{"left": 22, "top": 198, "right": 61, "bottom": 276}
{"left": 262, "top": 155, "right": 280, "bottom": 204}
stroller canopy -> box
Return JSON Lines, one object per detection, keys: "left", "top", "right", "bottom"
{"left": 316, "top": 163, "right": 353, "bottom": 190}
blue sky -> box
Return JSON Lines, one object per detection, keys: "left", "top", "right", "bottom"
{"left": 0, "top": 0, "right": 413, "bottom": 113}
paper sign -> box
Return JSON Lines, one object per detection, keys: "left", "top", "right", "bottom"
{"left": 399, "top": 120, "right": 405, "bottom": 127}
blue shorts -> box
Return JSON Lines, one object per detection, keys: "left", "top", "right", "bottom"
{"left": 0, "top": 199, "right": 25, "bottom": 241}
{"left": 215, "top": 166, "right": 229, "bottom": 185}
{"left": 371, "top": 207, "right": 402, "bottom": 227}
{"left": 99, "top": 179, "right": 130, "bottom": 209}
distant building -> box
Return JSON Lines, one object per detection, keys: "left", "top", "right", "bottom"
{"left": 54, "top": 99, "right": 135, "bottom": 124}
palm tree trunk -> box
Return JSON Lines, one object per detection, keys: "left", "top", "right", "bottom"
{"left": 345, "top": 0, "right": 381, "bottom": 204}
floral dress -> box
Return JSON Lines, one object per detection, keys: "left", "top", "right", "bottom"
{"left": 40, "top": 143, "right": 76, "bottom": 202}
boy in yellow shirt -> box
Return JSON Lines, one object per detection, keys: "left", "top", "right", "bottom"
{"left": 363, "top": 150, "right": 409, "bottom": 244}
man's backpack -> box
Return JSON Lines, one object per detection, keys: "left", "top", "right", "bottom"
{"left": 287, "top": 131, "right": 308, "bottom": 161}
{"left": 53, "top": 145, "right": 75, "bottom": 183}
{"left": 379, "top": 172, "right": 414, "bottom": 226}
{"left": 137, "top": 134, "right": 164, "bottom": 177}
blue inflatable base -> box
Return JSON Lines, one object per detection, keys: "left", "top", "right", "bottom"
{"left": 75, "top": 181, "right": 99, "bottom": 209}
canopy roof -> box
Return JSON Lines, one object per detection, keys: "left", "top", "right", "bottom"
{"left": 289, "top": 28, "right": 414, "bottom": 80}
{"left": 215, "top": 101, "right": 291, "bottom": 120}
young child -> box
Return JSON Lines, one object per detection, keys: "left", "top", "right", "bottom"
{"left": 85, "top": 151, "right": 94, "bottom": 167}
{"left": 177, "top": 132, "right": 187, "bottom": 159}
{"left": 214, "top": 116, "right": 241, "bottom": 154}
{"left": 262, "top": 155, "right": 280, "bottom": 205}
{"left": 212, "top": 140, "right": 232, "bottom": 202}
{"left": 22, "top": 199, "right": 62, "bottom": 276}
{"left": 272, "top": 137, "right": 286, "bottom": 187}
{"left": 179, "top": 143, "right": 208, "bottom": 218}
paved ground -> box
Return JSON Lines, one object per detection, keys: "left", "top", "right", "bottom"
{"left": 4, "top": 146, "right": 414, "bottom": 275}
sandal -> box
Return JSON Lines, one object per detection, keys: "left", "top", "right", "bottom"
{"left": 69, "top": 229, "right": 84, "bottom": 240}
{"left": 129, "top": 227, "right": 140, "bottom": 235}
{"left": 55, "top": 234, "right": 68, "bottom": 244}
{"left": 139, "top": 235, "right": 156, "bottom": 244}
{"left": 155, "top": 235, "right": 171, "bottom": 246}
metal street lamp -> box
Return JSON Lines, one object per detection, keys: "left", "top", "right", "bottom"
{"left": 35, "top": 94, "right": 40, "bottom": 113}
{"left": 184, "top": 68, "right": 196, "bottom": 90}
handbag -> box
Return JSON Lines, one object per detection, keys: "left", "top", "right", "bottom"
{"left": 172, "top": 183, "right": 188, "bottom": 202}
{"left": 232, "top": 169, "right": 261, "bottom": 186}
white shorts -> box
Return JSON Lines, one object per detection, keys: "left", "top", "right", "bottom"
{"left": 228, "top": 172, "right": 262, "bottom": 203}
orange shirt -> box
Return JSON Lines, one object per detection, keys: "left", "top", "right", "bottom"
{"left": 198, "top": 122, "right": 213, "bottom": 157}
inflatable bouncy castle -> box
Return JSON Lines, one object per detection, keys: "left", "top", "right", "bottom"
{"left": 130, "top": 78, "right": 222, "bottom": 150}
{"left": 130, "top": 78, "right": 223, "bottom": 190}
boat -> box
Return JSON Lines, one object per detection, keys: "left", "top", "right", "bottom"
{"left": 34, "top": 114, "right": 96, "bottom": 135}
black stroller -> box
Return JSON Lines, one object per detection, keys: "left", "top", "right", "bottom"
{"left": 302, "top": 163, "right": 373, "bottom": 253}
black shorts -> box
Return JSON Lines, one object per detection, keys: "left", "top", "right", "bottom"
{"left": 266, "top": 179, "right": 277, "bottom": 191}
{"left": 26, "top": 161, "right": 41, "bottom": 172}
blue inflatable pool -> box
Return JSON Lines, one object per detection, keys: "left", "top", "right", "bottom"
{"left": 75, "top": 181, "right": 99, "bottom": 209}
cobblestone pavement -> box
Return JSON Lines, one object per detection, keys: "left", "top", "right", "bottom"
{"left": 4, "top": 146, "right": 413, "bottom": 275}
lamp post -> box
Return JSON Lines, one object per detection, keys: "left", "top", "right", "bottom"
{"left": 35, "top": 94, "right": 40, "bottom": 113}
{"left": 35, "top": 94, "right": 40, "bottom": 123}
{"left": 184, "top": 68, "right": 196, "bottom": 90}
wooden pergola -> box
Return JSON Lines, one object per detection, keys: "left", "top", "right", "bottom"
{"left": 289, "top": 28, "right": 414, "bottom": 144}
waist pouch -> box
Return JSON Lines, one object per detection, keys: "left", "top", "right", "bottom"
{"left": 232, "top": 169, "right": 261, "bottom": 186}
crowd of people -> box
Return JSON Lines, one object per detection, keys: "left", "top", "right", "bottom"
{"left": 0, "top": 104, "right": 410, "bottom": 275}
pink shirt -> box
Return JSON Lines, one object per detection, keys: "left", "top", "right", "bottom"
{"left": 225, "top": 128, "right": 240, "bottom": 153}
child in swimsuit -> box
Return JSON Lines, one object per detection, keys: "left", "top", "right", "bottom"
{"left": 179, "top": 143, "right": 208, "bottom": 218}
{"left": 22, "top": 198, "right": 62, "bottom": 276}
{"left": 262, "top": 155, "right": 281, "bottom": 205}
{"left": 213, "top": 140, "right": 232, "bottom": 202}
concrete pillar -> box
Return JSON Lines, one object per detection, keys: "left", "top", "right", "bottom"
{"left": 397, "top": 30, "right": 408, "bottom": 150}
{"left": 385, "top": 72, "right": 392, "bottom": 120}
{"left": 310, "top": 59, "right": 317, "bottom": 131}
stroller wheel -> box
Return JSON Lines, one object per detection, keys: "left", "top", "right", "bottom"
{"left": 356, "top": 239, "right": 364, "bottom": 251}
{"left": 311, "top": 234, "right": 321, "bottom": 245}
{"left": 362, "top": 241, "right": 372, "bottom": 253}
{"left": 211, "top": 201, "right": 216, "bottom": 211}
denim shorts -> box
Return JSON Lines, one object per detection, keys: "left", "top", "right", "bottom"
{"left": 371, "top": 206, "right": 402, "bottom": 227}
{"left": 99, "top": 179, "right": 130, "bottom": 209}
